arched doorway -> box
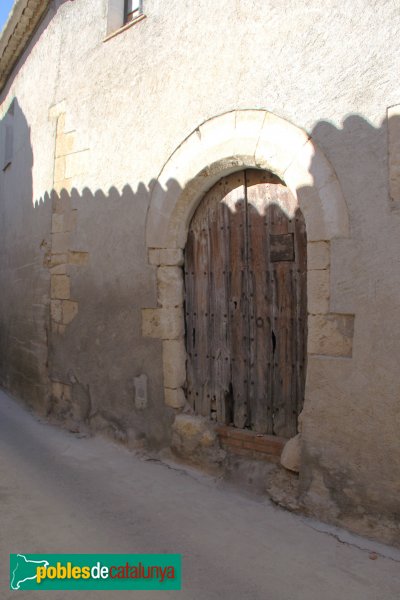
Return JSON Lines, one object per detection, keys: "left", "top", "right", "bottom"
{"left": 184, "top": 169, "right": 307, "bottom": 438}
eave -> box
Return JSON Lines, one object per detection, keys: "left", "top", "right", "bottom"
{"left": 0, "top": 0, "right": 52, "bottom": 95}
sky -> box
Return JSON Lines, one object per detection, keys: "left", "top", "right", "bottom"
{"left": 0, "top": 0, "right": 15, "bottom": 32}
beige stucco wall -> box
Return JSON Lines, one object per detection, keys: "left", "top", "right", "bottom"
{"left": 0, "top": 0, "right": 400, "bottom": 544}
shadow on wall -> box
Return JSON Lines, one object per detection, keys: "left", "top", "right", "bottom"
{"left": 0, "top": 99, "right": 50, "bottom": 410}
{"left": 0, "top": 99, "right": 174, "bottom": 449}
{"left": 1, "top": 99, "right": 400, "bottom": 545}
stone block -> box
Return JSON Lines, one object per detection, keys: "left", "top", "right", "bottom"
{"left": 54, "top": 179, "right": 73, "bottom": 194}
{"left": 199, "top": 111, "right": 236, "bottom": 151}
{"left": 62, "top": 300, "right": 78, "bottom": 324}
{"left": 281, "top": 433, "right": 301, "bottom": 473}
{"left": 149, "top": 248, "right": 184, "bottom": 267}
{"left": 69, "top": 250, "right": 89, "bottom": 266}
{"left": 56, "top": 132, "right": 75, "bottom": 157}
{"left": 308, "top": 241, "right": 329, "bottom": 270}
{"left": 288, "top": 179, "right": 328, "bottom": 242}
{"left": 51, "top": 380, "right": 71, "bottom": 401}
{"left": 48, "top": 253, "right": 68, "bottom": 268}
{"left": 54, "top": 156, "right": 66, "bottom": 182}
{"left": 172, "top": 414, "right": 214, "bottom": 451}
{"left": 49, "top": 263, "right": 67, "bottom": 275}
{"left": 173, "top": 413, "right": 203, "bottom": 437}
{"left": 51, "top": 380, "right": 63, "bottom": 399}
{"left": 308, "top": 269, "right": 329, "bottom": 314}
{"left": 50, "top": 300, "right": 62, "bottom": 323}
{"left": 284, "top": 139, "right": 349, "bottom": 240}
{"left": 255, "top": 111, "right": 310, "bottom": 176}
{"left": 157, "top": 266, "right": 184, "bottom": 307}
{"left": 159, "top": 248, "right": 184, "bottom": 266}
{"left": 308, "top": 313, "right": 355, "bottom": 357}
{"left": 171, "top": 413, "right": 225, "bottom": 468}
{"left": 56, "top": 112, "right": 66, "bottom": 134}
{"left": 149, "top": 248, "right": 183, "bottom": 267}
{"left": 63, "top": 210, "right": 77, "bottom": 233}
{"left": 142, "top": 308, "right": 184, "bottom": 339}
{"left": 52, "top": 213, "right": 64, "bottom": 234}
{"left": 51, "top": 232, "right": 69, "bottom": 254}
{"left": 164, "top": 387, "right": 186, "bottom": 409}
{"left": 235, "top": 109, "right": 266, "bottom": 137}
{"left": 162, "top": 339, "right": 186, "bottom": 388}
{"left": 48, "top": 101, "right": 66, "bottom": 121}
{"left": 148, "top": 248, "right": 160, "bottom": 266}
{"left": 198, "top": 112, "right": 260, "bottom": 159}
{"left": 51, "top": 275, "right": 70, "bottom": 300}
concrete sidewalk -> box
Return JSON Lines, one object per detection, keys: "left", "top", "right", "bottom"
{"left": 0, "top": 388, "right": 399, "bottom": 599}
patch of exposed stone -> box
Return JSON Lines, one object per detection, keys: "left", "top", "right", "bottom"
{"left": 171, "top": 414, "right": 226, "bottom": 473}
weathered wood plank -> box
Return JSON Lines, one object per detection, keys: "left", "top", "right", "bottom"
{"left": 294, "top": 207, "right": 307, "bottom": 422}
{"left": 207, "top": 180, "right": 232, "bottom": 424}
{"left": 184, "top": 229, "right": 196, "bottom": 410}
{"left": 188, "top": 198, "right": 211, "bottom": 417}
{"left": 245, "top": 170, "right": 273, "bottom": 434}
{"left": 225, "top": 173, "right": 248, "bottom": 428}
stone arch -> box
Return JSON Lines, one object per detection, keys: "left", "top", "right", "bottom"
{"left": 146, "top": 110, "right": 349, "bottom": 249}
{"left": 143, "top": 110, "right": 354, "bottom": 434}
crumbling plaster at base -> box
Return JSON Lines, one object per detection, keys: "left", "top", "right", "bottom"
{"left": 142, "top": 109, "right": 355, "bottom": 465}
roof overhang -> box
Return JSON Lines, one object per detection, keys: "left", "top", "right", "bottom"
{"left": 0, "top": 0, "right": 52, "bottom": 95}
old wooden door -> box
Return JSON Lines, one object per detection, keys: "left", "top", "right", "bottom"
{"left": 184, "top": 169, "right": 307, "bottom": 438}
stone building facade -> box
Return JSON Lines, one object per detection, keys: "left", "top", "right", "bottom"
{"left": 0, "top": 0, "right": 399, "bottom": 546}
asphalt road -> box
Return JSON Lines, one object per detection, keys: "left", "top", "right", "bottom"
{"left": 0, "top": 388, "right": 399, "bottom": 599}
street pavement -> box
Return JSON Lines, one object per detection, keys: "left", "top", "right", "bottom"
{"left": 0, "top": 388, "right": 399, "bottom": 599}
